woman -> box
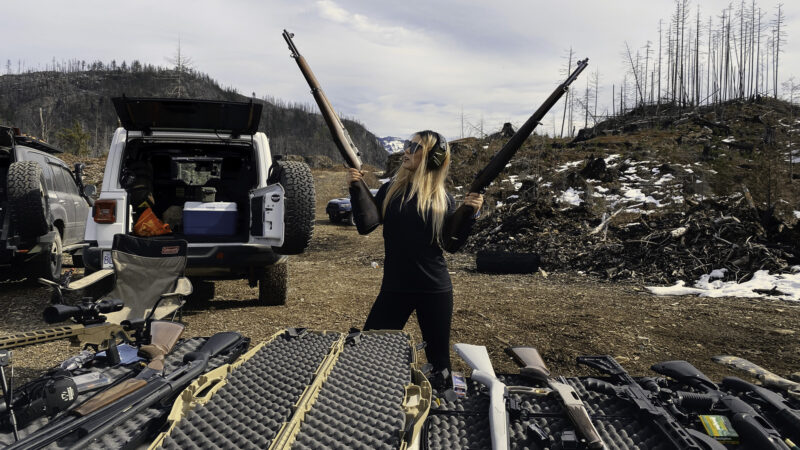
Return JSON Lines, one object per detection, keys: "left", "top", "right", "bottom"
{"left": 347, "top": 130, "right": 483, "bottom": 377}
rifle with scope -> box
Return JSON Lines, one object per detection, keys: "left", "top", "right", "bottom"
{"left": 6, "top": 331, "right": 243, "bottom": 449}
{"left": 0, "top": 298, "right": 134, "bottom": 352}
{"left": 283, "top": 29, "right": 381, "bottom": 234}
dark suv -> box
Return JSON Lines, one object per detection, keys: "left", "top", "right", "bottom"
{"left": 0, "top": 126, "right": 94, "bottom": 281}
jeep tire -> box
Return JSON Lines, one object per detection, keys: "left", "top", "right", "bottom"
{"left": 34, "top": 232, "right": 62, "bottom": 282}
{"left": 273, "top": 161, "right": 315, "bottom": 255}
{"left": 258, "top": 262, "right": 287, "bottom": 306}
{"left": 188, "top": 278, "right": 216, "bottom": 303}
{"left": 7, "top": 161, "right": 50, "bottom": 237}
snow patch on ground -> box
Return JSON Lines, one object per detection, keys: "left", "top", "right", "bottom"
{"left": 556, "top": 161, "right": 583, "bottom": 173}
{"left": 646, "top": 266, "right": 800, "bottom": 301}
{"left": 558, "top": 188, "right": 583, "bottom": 206}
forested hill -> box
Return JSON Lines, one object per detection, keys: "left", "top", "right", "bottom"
{"left": 0, "top": 66, "right": 387, "bottom": 166}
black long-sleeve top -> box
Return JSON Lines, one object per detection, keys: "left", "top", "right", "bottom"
{"left": 359, "top": 182, "right": 475, "bottom": 294}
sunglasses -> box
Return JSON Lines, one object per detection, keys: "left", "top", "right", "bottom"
{"left": 403, "top": 141, "right": 422, "bottom": 154}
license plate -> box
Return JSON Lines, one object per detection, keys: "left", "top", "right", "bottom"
{"left": 101, "top": 250, "right": 113, "bottom": 269}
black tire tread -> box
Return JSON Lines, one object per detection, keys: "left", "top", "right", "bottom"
{"left": 7, "top": 161, "right": 49, "bottom": 237}
{"left": 274, "top": 161, "right": 315, "bottom": 255}
{"left": 258, "top": 262, "right": 287, "bottom": 306}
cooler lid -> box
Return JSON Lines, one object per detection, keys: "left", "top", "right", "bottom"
{"left": 112, "top": 97, "right": 262, "bottom": 136}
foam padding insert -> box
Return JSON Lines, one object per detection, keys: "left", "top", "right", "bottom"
{"left": 159, "top": 331, "right": 340, "bottom": 450}
{"left": 290, "top": 332, "right": 413, "bottom": 450}
{"left": 426, "top": 374, "right": 676, "bottom": 450}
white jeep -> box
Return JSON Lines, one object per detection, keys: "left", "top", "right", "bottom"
{"left": 82, "top": 97, "right": 315, "bottom": 305}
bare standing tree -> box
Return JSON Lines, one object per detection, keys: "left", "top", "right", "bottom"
{"left": 772, "top": 3, "right": 785, "bottom": 98}
{"left": 560, "top": 48, "right": 574, "bottom": 138}
{"left": 166, "top": 39, "right": 194, "bottom": 98}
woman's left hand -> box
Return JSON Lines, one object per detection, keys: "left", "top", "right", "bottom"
{"left": 464, "top": 192, "right": 483, "bottom": 213}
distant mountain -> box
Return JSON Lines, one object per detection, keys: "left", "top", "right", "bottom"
{"left": 0, "top": 66, "right": 387, "bottom": 167}
{"left": 379, "top": 136, "right": 405, "bottom": 153}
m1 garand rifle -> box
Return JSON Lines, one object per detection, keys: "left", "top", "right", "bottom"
{"left": 505, "top": 346, "right": 607, "bottom": 450}
{"left": 7, "top": 331, "right": 243, "bottom": 449}
{"left": 651, "top": 360, "right": 792, "bottom": 450}
{"left": 576, "top": 355, "right": 725, "bottom": 450}
{"left": 712, "top": 355, "right": 800, "bottom": 400}
{"left": 441, "top": 58, "right": 588, "bottom": 251}
{"left": 282, "top": 29, "right": 380, "bottom": 234}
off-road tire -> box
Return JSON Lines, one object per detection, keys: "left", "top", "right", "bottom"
{"left": 273, "top": 161, "right": 315, "bottom": 255}
{"left": 328, "top": 212, "right": 340, "bottom": 223}
{"left": 345, "top": 212, "right": 355, "bottom": 226}
{"left": 188, "top": 278, "right": 215, "bottom": 303}
{"left": 258, "top": 262, "right": 287, "bottom": 306}
{"left": 476, "top": 250, "right": 540, "bottom": 274}
{"left": 34, "top": 232, "right": 63, "bottom": 282}
{"left": 7, "top": 161, "right": 50, "bottom": 237}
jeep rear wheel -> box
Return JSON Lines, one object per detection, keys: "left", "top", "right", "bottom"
{"left": 273, "top": 161, "right": 315, "bottom": 255}
{"left": 33, "top": 232, "right": 62, "bottom": 282}
{"left": 8, "top": 161, "right": 50, "bottom": 237}
{"left": 258, "top": 263, "right": 287, "bottom": 306}
{"left": 188, "top": 278, "right": 216, "bottom": 303}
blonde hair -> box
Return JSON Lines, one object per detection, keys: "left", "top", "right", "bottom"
{"left": 382, "top": 131, "right": 451, "bottom": 245}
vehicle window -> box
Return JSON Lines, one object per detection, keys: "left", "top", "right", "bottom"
{"left": 56, "top": 166, "right": 80, "bottom": 195}
{"left": 25, "top": 152, "right": 55, "bottom": 191}
{"left": 50, "top": 163, "right": 68, "bottom": 193}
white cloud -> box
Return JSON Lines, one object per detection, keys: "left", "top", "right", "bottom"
{"left": 3, "top": 0, "right": 799, "bottom": 140}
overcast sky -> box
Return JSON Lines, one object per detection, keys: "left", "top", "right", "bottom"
{"left": 4, "top": 0, "right": 798, "bottom": 140}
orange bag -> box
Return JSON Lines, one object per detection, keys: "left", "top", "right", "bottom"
{"left": 133, "top": 208, "right": 172, "bottom": 237}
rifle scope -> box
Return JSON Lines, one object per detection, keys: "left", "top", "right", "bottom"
{"left": 43, "top": 299, "right": 124, "bottom": 325}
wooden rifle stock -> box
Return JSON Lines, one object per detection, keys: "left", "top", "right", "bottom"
{"left": 283, "top": 29, "right": 379, "bottom": 234}
{"left": 443, "top": 59, "right": 589, "bottom": 251}
{"left": 72, "top": 321, "right": 184, "bottom": 416}
{"left": 504, "top": 346, "right": 551, "bottom": 380}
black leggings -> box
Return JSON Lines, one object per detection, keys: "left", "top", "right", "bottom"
{"left": 363, "top": 290, "right": 453, "bottom": 372}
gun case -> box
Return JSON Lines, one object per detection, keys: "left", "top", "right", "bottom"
{"left": 151, "top": 329, "right": 431, "bottom": 450}
{"left": 0, "top": 334, "right": 250, "bottom": 449}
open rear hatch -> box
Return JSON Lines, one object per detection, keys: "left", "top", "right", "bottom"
{"left": 112, "top": 97, "right": 262, "bottom": 136}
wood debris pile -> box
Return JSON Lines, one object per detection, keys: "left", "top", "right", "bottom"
{"left": 465, "top": 191, "right": 799, "bottom": 284}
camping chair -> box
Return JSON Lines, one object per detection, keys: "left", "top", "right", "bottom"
{"left": 41, "top": 234, "right": 192, "bottom": 326}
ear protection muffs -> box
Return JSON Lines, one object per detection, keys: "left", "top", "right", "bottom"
{"left": 422, "top": 130, "right": 448, "bottom": 170}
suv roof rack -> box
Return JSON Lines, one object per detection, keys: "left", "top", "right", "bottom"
{"left": 0, "top": 125, "right": 63, "bottom": 154}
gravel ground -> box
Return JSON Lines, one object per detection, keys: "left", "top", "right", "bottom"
{"left": 1, "top": 168, "right": 799, "bottom": 385}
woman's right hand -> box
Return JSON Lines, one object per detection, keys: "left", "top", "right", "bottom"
{"left": 346, "top": 168, "right": 364, "bottom": 185}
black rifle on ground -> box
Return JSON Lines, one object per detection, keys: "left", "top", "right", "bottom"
{"left": 283, "top": 29, "right": 380, "bottom": 234}
{"left": 651, "top": 360, "right": 791, "bottom": 450}
{"left": 712, "top": 355, "right": 800, "bottom": 400}
{"left": 7, "top": 331, "right": 242, "bottom": 449}
{"left": 441, "top": 58, "right": 588, "bottom": 251}
{"left": 506, "top": 346, "right": 607, "bottom": 449}
{"left": 577, "top": 355, "right": 724, "bottom": 450}
{"left": 722, "top": 376, "right": 800, "bottom": 435}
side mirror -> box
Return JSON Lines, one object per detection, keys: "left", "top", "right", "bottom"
{"left": 83, "top": 185, "right": 97, "bottom": 197}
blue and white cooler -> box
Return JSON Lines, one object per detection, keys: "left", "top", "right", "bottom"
{"left": 182, "top": 202, "right": 238, "bottom": 236}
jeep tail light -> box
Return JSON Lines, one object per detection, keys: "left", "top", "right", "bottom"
{"left": 93, "top": 199, "right": 117, "bottom": 223}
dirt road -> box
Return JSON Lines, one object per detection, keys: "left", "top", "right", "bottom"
{"left": 2, "top": 168, "right": 798, "bottom": 384}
